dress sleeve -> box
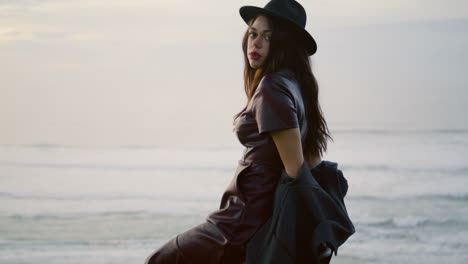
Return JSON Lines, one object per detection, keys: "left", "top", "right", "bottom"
{"left": 251, "top": 73, "right": 299, "bottom": 135}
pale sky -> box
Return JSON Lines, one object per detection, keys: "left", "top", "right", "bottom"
{"left": 1, "top": 0, "right": 467, "bottom": 146}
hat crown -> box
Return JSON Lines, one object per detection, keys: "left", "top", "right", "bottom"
{"left": 264, "top": 0, "right": 306, "bottom": 28}
{"left": 239, "top": 0, "right": 317, "bottom": 55}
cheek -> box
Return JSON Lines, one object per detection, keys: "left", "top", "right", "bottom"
{"left": 265, "top": 43, "right": 270, "bottom": 56}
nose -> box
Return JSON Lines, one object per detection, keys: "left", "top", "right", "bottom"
{"left": 253, "top": 36, "right": 263, "bottom": 48}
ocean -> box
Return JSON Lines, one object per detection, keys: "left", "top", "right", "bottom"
{"left": 1, "top": 129, "right": 467, "bottom": 264}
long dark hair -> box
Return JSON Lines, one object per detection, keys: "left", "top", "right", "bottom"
{"left": 234, "top": 14, "right": 332, "bottom": 160}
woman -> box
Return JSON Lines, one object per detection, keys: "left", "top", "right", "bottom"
{"left": 145, "top": 0, "right": 331, "bottom": 263}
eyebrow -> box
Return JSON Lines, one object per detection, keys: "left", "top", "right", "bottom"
{"left": 249, "top": 27, "right": 272, "bottom": 33}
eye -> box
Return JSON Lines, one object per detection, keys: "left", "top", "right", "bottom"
{"left": 264, "top": 35, "right": 272, "bottom": 41}
{"left": 248, "top": 32, "right": 257, "bottom": 38}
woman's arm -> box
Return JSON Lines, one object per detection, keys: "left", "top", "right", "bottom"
{"left": 270, "top": 127, "right": 304, "bottom": 178}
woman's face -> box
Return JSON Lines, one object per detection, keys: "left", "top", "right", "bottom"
{"left": 247, "top": 15, "right": 272, "bottom": 69}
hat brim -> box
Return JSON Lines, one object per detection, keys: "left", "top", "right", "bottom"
{"left": 239, "top": 6, "right": 317, "bottom": 56}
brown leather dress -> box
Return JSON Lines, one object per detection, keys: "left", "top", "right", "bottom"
{"left": 145, "top": 69, "right": 308, "bottom": 264}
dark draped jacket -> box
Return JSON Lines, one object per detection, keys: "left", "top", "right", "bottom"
{"left": 245, "top": 160, "right": 355, "bottom": 264}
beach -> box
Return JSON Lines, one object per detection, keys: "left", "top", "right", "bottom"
{"left": 1, "top": 129, "right": 468, "bottom": 263}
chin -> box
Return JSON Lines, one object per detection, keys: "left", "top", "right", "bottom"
{"left": 249, "top": 61, "right": 261, "bottom": 69}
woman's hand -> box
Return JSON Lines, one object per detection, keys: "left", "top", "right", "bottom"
{"left": 269, "top": 127, "right": 304, "bottom": 178}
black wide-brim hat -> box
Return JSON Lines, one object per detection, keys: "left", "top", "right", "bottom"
{"left": 239, "top": 0, "right": 317, "bottom": 56}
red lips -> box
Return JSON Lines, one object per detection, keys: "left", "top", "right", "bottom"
{"left": 249, "top": 51, "right": 261, "bottom": 59}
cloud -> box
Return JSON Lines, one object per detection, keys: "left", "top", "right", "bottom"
{"left": 0, "top": 26, "right": 101, "bottom": 44}
{"left": 0, "top": 0, "right": 244, "bottom": 46}
{"left": 1, "top": 0, "right": 467, "bottom": 145}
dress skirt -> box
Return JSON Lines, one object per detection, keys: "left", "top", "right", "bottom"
{"left": 144, "top": 160, "right": 283, "bottom": 264}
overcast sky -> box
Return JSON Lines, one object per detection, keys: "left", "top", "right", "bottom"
{"left": 1, "top": 0, "right": 467, "bottom": 146}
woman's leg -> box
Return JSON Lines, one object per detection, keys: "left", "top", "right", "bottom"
{"left": 144, "top": 235, "right": 189, "bottom": 264}
{"left": 144, "top": 221, "right": 246, "bottom": 264}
